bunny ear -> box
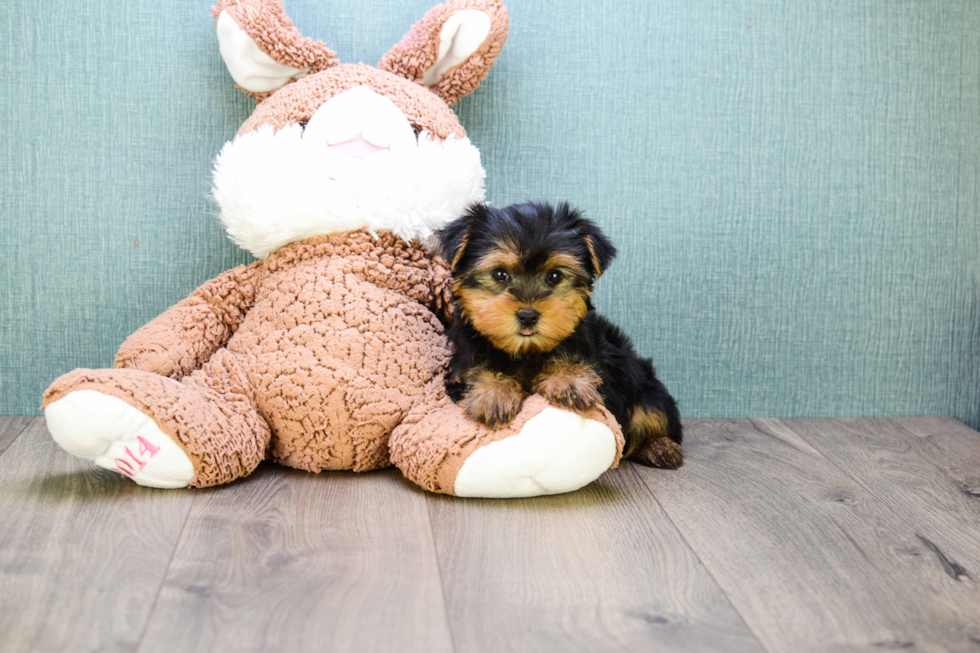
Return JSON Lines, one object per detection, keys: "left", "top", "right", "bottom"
{"left": 379, "top": 0, "right": 509, "bottom": 106}
{"left": 212, "top": 0, "right": 338, "bottom": 99}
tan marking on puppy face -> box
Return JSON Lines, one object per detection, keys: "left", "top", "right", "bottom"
{"left": 455, "top": 242, "right": 591, "bottom": 356}
{"left": 474, "top": 249, "right": 520, "bottom": 272}
{"left": 533, "top": 358, "right": 602, "bottom": 413}
{"left": 455, "top": 285, "right": 526, "bottom": 354}
{"left": 461, "top": 367, "right": 525, "bottom": 428}
{"left": 455, "top": 283, "right": 589, "bottom": 356}
{"left": 530, "top": 291, "right": 589, "bottom": 352}
{"left": 542, "top": 252, "right": 582, "bottom": 272}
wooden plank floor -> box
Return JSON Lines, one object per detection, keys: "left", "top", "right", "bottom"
{"left": 1, "top": 416, "right": 979, "bottom": 653}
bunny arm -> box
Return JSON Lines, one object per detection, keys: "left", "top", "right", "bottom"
{"left": 114, "top": 263, "right": 262, "bottom": 379}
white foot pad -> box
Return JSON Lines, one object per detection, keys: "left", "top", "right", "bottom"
{"left": 45, "top": 390, "right": 195, "bottom": 489}
{"left": 453, "top": 407, "right": 618, "bottom": 498}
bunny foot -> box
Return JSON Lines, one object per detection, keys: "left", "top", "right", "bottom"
{"left": 391, "top": 390, "right": 624, "bottom": 498}
{"left": 453, "top": 405, "right": 619, "bottom": 498}
{"left": 45, "top": 390, "right": 194, "bottom": 489}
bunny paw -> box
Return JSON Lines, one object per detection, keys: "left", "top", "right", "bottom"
{"left": 453, "top": 407, "right": 618, "bottom": 498}
{"left": 45, "top": 390, "right": 194, "bottom": 489}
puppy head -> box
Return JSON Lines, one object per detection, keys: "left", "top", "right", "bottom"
{"left": 440, "top": 202, "right": 616, "bottom": 356}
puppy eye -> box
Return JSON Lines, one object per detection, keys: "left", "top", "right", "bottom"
{"left": 411, "top": 124, "right": 422, "bottom": 139}
{"left": 298, "top": 120, "right": 309, "bottom": 130}
{"left": 546, "top": 270, "right": 564, "bottom": 285}
{"left": 492, "top": 269, "right": 510, "bottom": 283}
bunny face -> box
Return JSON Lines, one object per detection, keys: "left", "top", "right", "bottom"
{"left": 210, "top": 0, "right": 509, "bottom": 259}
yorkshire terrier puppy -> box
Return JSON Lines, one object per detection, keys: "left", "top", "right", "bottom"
{"left": 439, "top": 202, "right": 683, "bottom": 469}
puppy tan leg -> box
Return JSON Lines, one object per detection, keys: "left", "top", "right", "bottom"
{"left": 461, "top": 368, "right": 525, "bottom": 428}
{"left": 629, "top": 407, "right": 684, "bottom": 469}
{"left": 533, "top": 358, "right": 603, "bottom": 414}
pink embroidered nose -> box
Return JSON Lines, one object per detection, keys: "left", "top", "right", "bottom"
{"left": 329, "top": 138, "right": 385, "bottom": 160}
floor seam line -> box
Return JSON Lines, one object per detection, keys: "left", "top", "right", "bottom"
{"left": 134, "top": 492, "right": 194, "bottom": 653}
{"left": 0, "top": 416, "right": 36, "bottom": 458}
{"left": 425, "top": 495, "right": 458, "bottom": 653}
{"left": 627, "top": 462, "right": 776, "bottom": 653}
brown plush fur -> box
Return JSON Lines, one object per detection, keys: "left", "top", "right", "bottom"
{"left": 45, "top": 232, "right": 454, "bottom": 483}
{"left": 379, "top": 0, "right": 510, "bottom": 106}
{"left": 237, "top": 64, "right": 468, "bottom": 140}
{"left": 212, "top": 0, "right": 339, "bottom": 102}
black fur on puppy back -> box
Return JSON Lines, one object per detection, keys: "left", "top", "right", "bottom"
{"left": 439, "top": 202, "right": 617, "bottom": 281}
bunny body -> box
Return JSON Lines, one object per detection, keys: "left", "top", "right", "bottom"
{"left": 42, "top": 0, "right": 624, "bottom": 497}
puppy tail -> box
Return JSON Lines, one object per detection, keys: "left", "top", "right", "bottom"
{"left": 625, "top": 372, "right": 684, "bottom": 469}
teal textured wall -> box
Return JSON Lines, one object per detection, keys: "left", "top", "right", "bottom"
{"left": 2, "top": 1, "right": 979, "bottom": 423}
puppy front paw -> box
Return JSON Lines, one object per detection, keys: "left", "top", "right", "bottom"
{"left": 461, "top": 370, "right": 525, "bottom": 428}
{"left": 533, "top": 361, "right": 603, "bottom": 414}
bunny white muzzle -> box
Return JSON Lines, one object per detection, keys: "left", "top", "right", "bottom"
{"left": 212, "top": 85, "right": 486, "bottom": 258}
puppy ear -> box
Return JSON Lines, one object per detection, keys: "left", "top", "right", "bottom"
{"left": 576, "top": 218, "right": 617, "bottom": 280}
{"left": 439, "top": 206, "right": 470, "bottom": 272}
{"left": 440, "top": 204, "right": 486, "bottom": 271}
{"left": 379, "top": 1, "right": 509, "bottom": 106}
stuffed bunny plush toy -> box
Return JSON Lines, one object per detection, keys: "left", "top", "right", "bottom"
{"left": 42, "top": 0, "right": 624, "bottom": 498}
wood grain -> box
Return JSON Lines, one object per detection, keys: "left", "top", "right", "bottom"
{"left": 760, "top": 418, "right": 980, "bottom": 583}
{"left": 636, "top": 418, "right": 980, "bottom": 652}
{"left": 427, "top": 464, "right": 765, "bottom": 653}
{"left": 0, "top": 418, "right": 193, "bottom": 653}
{"left": 882, "top": 416, "right": 980, "bottom": 504}
{"left": 0, "top": 416, "right": 33, "bottom": 456}
{"left": 137, "top": 466, "right": 453, "bottom": 653}
{"left": 5, "top": 416, "right": 980, "bottom": 652}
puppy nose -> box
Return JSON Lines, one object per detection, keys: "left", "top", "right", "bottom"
{"left": 516, "top": 308, "right": 540, "bottom": 327}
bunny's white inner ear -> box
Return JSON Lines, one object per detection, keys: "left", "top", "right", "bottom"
{"left": 420, "top": 10, "right": 492, "bottom": 87}
{"left": 216, "top": 11, "right": 309, "bottom": 93}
